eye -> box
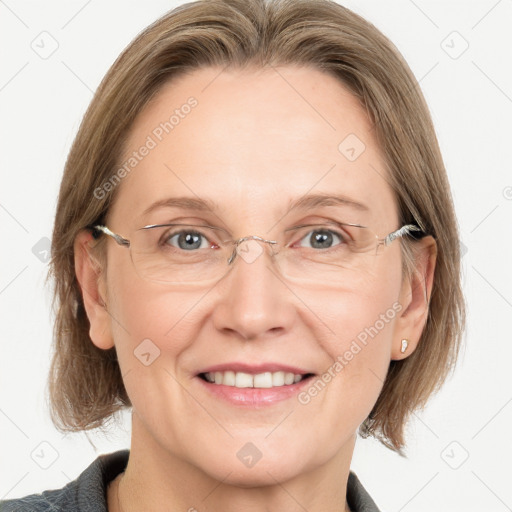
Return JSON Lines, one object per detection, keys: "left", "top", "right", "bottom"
{"left": 295, "top": 228, "right": 346, "bottom": 250}
{"left": 162, "top": 228, "right": 212, "bottom": 251}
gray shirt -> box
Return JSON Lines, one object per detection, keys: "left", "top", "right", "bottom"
{"left": 0, "top": 450, "right": 381, "bottom": 511}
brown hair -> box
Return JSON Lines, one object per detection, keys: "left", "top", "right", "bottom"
{"left": 46, "top": 0, "right": 466, "bottom": 455}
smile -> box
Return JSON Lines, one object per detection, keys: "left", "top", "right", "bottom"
{"left": 200, "top": 371, "right": 312, "bottom": 388}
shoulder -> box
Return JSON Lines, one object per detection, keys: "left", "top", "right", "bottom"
{"left": 347, "top": 470, "right": 382, "bottom": 512}
{"left": 0, "top": 489, "right": 74, "bottom": 512}
{"left": 0, "top": 449, "right": 129, "bottom": 512}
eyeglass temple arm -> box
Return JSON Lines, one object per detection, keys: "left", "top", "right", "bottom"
{"left": 92, "top": 225, "right": 130, "bottom": 247}
{"left": 384, "top": 224, "right": 422, "bottom": 246}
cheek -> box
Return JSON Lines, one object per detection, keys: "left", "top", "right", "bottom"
{"left": 105, "top": 274, "right": 203, "bottom": 430}
{"left": 110, "top": 289, "right": 194, "bottom": 350}
{"left": 316, "top": 266, "right": 402, "bottom": 358}
{"left": 330, "top": 291, "right": 399, "bottom": 361}
{"left": 106, "top": 245, "right": 189, "bottom": 333}
{"left": 305, "top": 267, "right": 403, "bottom": 413}
{"left": 284, "top": 281, "right": 402, "bottom": 468}
{"left": 105, "top": 258, "right": 199, "bottom": 377}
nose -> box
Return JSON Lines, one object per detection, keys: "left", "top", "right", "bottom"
{"left": 212, "top": 236, "right": 296, "bottom": 341}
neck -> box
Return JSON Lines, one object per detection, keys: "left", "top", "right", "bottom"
{"left": 111, "top": 412, "right": 355, "bottom": 512}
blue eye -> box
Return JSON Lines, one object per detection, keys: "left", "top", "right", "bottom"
{"left": 296, "top": 228, "right": 345, "bottom": 250}
{"left": 149, "top": 223, "right": 352, "bottom": 253}
{"left": 164, "top": 229, "right": 210, "bottom": 251}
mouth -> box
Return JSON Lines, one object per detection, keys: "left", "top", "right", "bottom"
{"left": 195, "top": 363, "right": 316, "bottom": 406}
{"left": 198, "top": 370, "right": 315, "bottom": 388}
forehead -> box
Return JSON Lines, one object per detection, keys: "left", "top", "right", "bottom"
{"left": 108, "top": 65, "right": 398, "bottom": 231}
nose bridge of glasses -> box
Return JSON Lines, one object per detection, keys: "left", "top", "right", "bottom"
{"left": 226, "top": 235, "right": 279, "bottom": 265}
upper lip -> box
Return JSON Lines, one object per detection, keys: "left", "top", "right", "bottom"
{"left": 197, "top": 362, "right": 315, "bottom": 376}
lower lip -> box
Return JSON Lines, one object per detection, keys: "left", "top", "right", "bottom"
{"left": 196, "top": 376, "right": 314, "bottom": 407}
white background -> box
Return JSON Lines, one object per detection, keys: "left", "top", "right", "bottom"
{"left": 1, "top": 1, "right": 511, "bottom": 510}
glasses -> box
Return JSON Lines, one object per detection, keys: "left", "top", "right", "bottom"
{"left": 89, "top": 221, "right": 422, "bottom": 288}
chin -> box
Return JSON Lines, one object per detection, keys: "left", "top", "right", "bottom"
{"left": 205, "top": 457, "right": 310, "bottom": 488}
{"left": 187, "top": 436, "right": 318, "bottom": 488}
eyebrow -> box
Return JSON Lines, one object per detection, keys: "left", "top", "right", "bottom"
{"left": 287, "top": 193, "right": 369, "bottom": 213}
{"left": 140, "top": 193, "right": 370, "bottom": 218}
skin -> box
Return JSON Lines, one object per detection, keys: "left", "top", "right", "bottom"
{"left": 74, "top": 65, "right": 436, "bottom": 512}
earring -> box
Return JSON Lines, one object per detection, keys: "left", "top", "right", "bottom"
{"left": 400, "top": 339, "right": 409, "bottom": 353}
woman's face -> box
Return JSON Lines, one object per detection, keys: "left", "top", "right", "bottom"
{"left": 87, "top": 66, "right": 417, "bottom": 484}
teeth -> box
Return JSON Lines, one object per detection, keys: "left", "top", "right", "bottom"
{"left": 284, "top": 372, "right": 295, "bottom": 385}
{"left": 203, "top": 371, "right": 306, "bottom": 388}
{"left": 272, "top": 371, "right": 284, "bottom": 386}
{"left": 223, "top": 371, "right": 235, "bottom": 386}
{"left": 254, "top": 372, "right": 273, "bottom": 388}
{"left": 235, "top": 372, "right": 253, "bottom": 388}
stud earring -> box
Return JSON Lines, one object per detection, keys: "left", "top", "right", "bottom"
{"left": 400, "top": 339, "right": 409, "bottom": 353}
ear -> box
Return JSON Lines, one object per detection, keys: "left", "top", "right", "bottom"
{"left": 74, "top": 230, "right": 115, "bottom": 350}
{"left": 392, "top": 235, "right": 437, "bottom": 360}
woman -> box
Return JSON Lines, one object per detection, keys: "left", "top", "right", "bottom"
{"left": 0, "top": 0, "right": 465, "bottom": 510}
